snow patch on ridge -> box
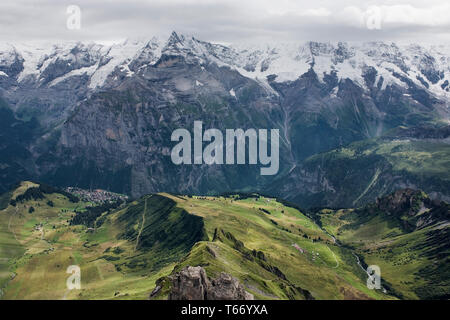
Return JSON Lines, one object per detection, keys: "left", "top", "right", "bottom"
{"left": 49, "top": 64, "right": 97, "bottom": 87}
{"left": 88, "top": 39, "right": 147, "bottom": 89}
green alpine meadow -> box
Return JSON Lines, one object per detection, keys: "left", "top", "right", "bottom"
{"left": 0, "top": 181, "right": 448, "bottom": 300}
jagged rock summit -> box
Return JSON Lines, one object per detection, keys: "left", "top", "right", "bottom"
{"left": 167, "top": 266, "right": 254, "bottom": 300}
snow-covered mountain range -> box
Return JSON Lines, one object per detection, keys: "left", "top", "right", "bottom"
{"left": 1, "top": 32, "right": 450, "bottom": 100}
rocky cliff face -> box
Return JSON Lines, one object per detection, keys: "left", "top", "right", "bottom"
{"left": 371, "top": 189, "right": 449, "bottom": 231}
{"left": 38, "top": 51, "right": 284, "bottom": 196}
{"left": 0, "top": 33, "right": 449, "bottom": 205}
{"left": 349, "top": 189, "right": 450, "bottom": 233}
{"left": 166, "top": 266, "right": 254, "bottom": 300}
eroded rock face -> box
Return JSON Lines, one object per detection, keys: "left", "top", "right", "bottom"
{"left": 169, "top": 266, "right": 209, "bottom": 300}
{"left": 208, "top": 272, "right": 254, "bottom": 300}
{"left": 168, "top": 266, "right": 254, "bottom": 300}
{"left": 375, "top": 188, "right": 425, "bottom": 215}
{"left": 357, "top": 188, "right": 450, "bottom": 232}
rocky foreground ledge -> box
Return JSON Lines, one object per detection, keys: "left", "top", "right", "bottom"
{"left": 150, "top": 266, "right": 254, "bottom": 300}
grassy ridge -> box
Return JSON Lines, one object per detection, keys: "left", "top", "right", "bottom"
{"left": 153, "top": 194, "right": 390, "bottom": 300}
{"left": 0, "top": 183, "right": 205, "bottom": 299}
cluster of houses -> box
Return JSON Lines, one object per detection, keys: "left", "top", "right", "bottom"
{"left": 65, "top": 187, "right": 128, "bottom": 204}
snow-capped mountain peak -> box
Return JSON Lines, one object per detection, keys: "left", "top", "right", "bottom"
{"left": 1, "top": 33, "right": 450, "bottom": 101}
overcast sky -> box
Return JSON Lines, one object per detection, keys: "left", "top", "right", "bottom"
{"left": 1, "top": 0, "right": 450, "bottom": 44}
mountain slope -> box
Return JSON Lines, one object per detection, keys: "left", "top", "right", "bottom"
{"left": 0, "top": 182, "right": 205, "bottom": 299}
{"left": 0, "top": 99, "right": 38, "bottom": 193}
{"left": 2, "top": 182, "right": 448, "bottom": 300}
{"left": 149, "top": 195, "right": 382, "bottom": 299}
{"left": 0, "top": 182, "right": 394, "bottom": 300}
{"left": 270, "top": 125, "right": 450, "bottom": 208}
{"left": 142, "top": 193, "right": 391, "bottom": 300}
{"left": 317, "top": 189, "right": 450, "bottom": 299}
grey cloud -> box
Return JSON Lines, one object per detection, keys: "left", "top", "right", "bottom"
{"left": 0, "top": 0, "right": 449, "bottom": 44}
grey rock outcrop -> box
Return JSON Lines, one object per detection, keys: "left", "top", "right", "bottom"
{"left": 169, "top": 266, "right": 210, "bottom": 300}
{"left": 168, "top": 266, "right": 254, "bottom": 300}
{"left": 207, "top": 272, "right": 254, "bottom": 300}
